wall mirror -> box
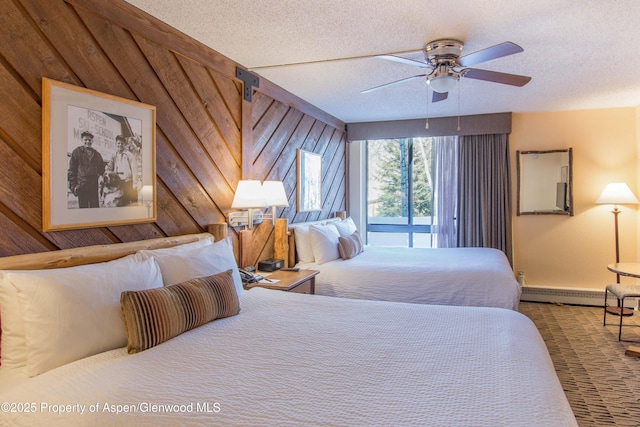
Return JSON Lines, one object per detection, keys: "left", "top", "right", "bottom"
{"left": 517, "top": 148, "right": 573, "bottom": 216}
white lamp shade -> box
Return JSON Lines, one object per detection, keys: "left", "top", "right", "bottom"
{"left": 231, "top": 180, "right": 267, "bottom": 208}
{"left": 428, "top": 75, "right": 457, "bottom": 93}
{"left": 262, "top": 181, "right": 289, "bottom": 207}
{"left": 596, "top": 182, "right": 640, "bottom": 205}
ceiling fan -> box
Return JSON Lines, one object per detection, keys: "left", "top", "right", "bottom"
{"left": 362, "top": 39, "right": 531, "bottom": 102}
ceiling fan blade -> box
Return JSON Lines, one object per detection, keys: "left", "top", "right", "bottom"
{"left": 376, "top": 54, "right": 429, "bottom": 68}
{"left": 361, "top": 74, "right": 426, "bottom": 94}
{"left": 457, "top": 41, "right": 524, "bottom": 67}
{"left": 462, "top": 68, "right": 531, "bottom": 86}
{"left": 432, "top": 91, "right": 448, "bottom": 102}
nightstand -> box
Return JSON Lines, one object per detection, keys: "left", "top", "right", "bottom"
{"left": 245, "top": 269, "right": 319, "bottom": 294}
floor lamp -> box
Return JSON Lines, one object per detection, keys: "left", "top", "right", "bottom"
{"left": 596, "top": 182, "right": 639, "bottom": 316}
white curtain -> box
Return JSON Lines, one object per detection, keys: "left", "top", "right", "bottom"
{"left": 431, "top": 136, "right": 459, "bottom": 248}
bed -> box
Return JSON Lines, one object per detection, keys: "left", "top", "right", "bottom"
{"left": 274, "top": 216, "right": 522, "bottom": 310}
{"left": 0, "top": 230, "right": 576, "bottom": 426}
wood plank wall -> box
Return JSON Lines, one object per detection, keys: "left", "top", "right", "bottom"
{"left": 0, "top": 0, "right": 347, "bottom": 267}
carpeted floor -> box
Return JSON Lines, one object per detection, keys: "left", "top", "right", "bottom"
{"left": 519, "top": 302, "right": 640, "bottom": 427}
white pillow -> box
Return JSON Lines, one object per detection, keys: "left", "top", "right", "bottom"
{"left": 0, "top": 239, "right": 211, "bottom": 370}
{"left": 5, "top": 255, "right": 163, "bottom": 377}
{"left": 139, "top": 238, "right": 243, "bottom": 296}
{"left": 324, "top": 217, "right": 342, "bottom": 225}
{"left": 308, "top": 223, "right": 341, "bottom": 264}
{"left": 136, "top": 236, "right": 213, "bottom": 258}
{"left": 0, "top": 274, "right": 27, "bottom": 369}
{"left": 292, "top": 225, "right": 315, "bottom": 263}
{"left": 334, "top": 217, "right": 357, "bottom": 237}
{"left": 135, "top": 236, "right": 214, "bottom": 269}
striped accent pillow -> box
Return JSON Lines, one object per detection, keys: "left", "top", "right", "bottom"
{"left": 120, "top": 269, "right": 240, "bottom": 354}
{"left": 338, "top": 230, "right": 364, "bottom": 260}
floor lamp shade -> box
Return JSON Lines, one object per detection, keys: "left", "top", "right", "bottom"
{"left": 596, "top": 183, "right": 640, "bottom": 205}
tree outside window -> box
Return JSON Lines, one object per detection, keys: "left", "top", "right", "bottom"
{"left": 367, "top": 138, "right": 433, "bottom": 247}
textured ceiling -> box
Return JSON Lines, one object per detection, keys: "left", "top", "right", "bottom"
{"left": 126, "top": 0, "right": 640, "bottom": 123}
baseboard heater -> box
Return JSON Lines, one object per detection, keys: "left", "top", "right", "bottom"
{"left": 520, "top": 286, "right": 639, "bottom": 309}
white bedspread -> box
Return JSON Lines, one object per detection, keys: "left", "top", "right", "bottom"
{"left": 0, "top": 288, "right": 575, "bottom": 426}
{"left": 298, "top": 246, "right": 521, "bottom": 310}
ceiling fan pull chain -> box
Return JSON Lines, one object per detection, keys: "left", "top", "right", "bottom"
{"left": 457, "top": 79, "right": 461, "bottom": 131}
{"left": 425, "top": 85, "right": 430, "bottom": 129}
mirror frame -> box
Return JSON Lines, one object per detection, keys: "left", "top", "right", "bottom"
{"left": 516, "top": 148, "right": 573, "bottom": 216}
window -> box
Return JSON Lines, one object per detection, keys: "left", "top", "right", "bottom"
{"left": 366, "top": 138, "right": 433, "bottom": 247}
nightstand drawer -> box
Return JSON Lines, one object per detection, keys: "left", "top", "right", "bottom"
{"left": 289, "top": 280, "right": 312, "bottom": 294}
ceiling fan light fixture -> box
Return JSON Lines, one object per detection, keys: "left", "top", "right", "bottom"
{"left": 428, "top": 74, "right": 458, "bottom": 93}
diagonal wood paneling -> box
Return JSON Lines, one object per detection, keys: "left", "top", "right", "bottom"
{"left": 243, "top": 91, "right": 347, "bottom": 266}
{"left": 0, "top": 0, "right": 346, "bottom": 266}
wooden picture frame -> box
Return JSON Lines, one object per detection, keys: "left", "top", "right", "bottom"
{"left": 297, "top": 149, "right": 322, "bottom": 212}
{"left": 42, "top": 78, "right": 156, "bottom": 231}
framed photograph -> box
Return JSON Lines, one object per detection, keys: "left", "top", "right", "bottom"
{"left": 297, "top": 149, "right": 322, "bottom": 212}
{"left": 42, "top": 78, "right": 156, "bottom": 231}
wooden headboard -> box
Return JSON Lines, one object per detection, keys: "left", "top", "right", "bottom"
{"left": 273, "top": 212, "right": 347, "bottom": 267}
{"left": 0, "top": 224, "right": 228, "bottom": 271}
